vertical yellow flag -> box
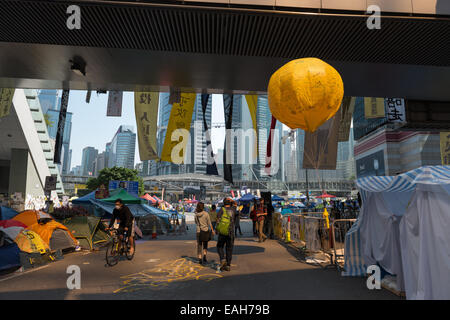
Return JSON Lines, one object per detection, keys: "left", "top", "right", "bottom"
{"left": 161, "top": 93, "right": 196, "bottom": 163}
{"left": 364, "top": 97, "right": 385, "bottom": 119}
{"left": 0, "top": 88, "right": 15, "bottom": 118}
{"left": 135, "top": 92, "right": 159, "bottom": 161}
{"left": 440, "top": 132, "right": 450, "bottom": 165}
{"left": 245, "top": 95, "right": 258, "bottom": 160}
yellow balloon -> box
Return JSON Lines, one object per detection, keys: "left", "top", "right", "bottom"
{"left": 268, "top": 58, "right": 344, "bottom": 132}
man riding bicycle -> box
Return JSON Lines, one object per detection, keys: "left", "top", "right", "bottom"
{"left": 106, "top": 199, "right": 135, "bottom": 255}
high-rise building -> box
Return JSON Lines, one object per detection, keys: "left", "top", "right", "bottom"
{"left": 38, "top": 90, "right": 73, "bottom": 175}
{"left": 107, "top": 125, "right": 136, "bottom": 169}
{"left": 352, "top": 97, "right": 441, "bottom": 178}
{"left": 94, "top": 151, "right": 107, "bottom": 176}
{"left": 81, "top": 147, "right": 98, "bottom": 176}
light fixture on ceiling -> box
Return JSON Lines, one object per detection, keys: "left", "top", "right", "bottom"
{"left": 69, "top": 56, "right": 86, "bottom": 76}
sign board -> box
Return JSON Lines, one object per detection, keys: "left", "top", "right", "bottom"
{"left": 109, "top": 180, "right": 139, "bottom": 197}
{"left": 44, "top": 175, "right": 57, "bottom": 192}
{"left": 356, "top": 150, "right": 386, "bottom": 178}
{"left": 107, "top": 91, "right": 123, "bottom": 117}
{"left": 385, "top": 98, "right": 406, "bottom": 123}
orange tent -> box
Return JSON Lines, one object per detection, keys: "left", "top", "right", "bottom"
{"left": 13, "top": 210, "right": 78, "bottom": 250}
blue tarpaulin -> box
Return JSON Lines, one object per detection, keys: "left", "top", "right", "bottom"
{"left": 0, "top": 242, "right": 21, "bottom": 272}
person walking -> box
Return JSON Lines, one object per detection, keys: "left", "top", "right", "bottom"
{"left": 250, "top": 200, "right": 258, "bottom": 236}
{"left": 234, "top": 205, "right": 243, "bottom": 237}
{"left": 209, "top": 204, "right": 217, "bottom": 231}
{"left": 256, "top": 198, "right": 267, "bottom": 242}
{"left": 216, "top": 198, "right": 236, "bottom": 271}
{"left": 195, "top": 202, "right": 215, "bottom": 265}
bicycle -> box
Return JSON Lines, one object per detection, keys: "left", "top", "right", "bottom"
{"left": 105, "top": 228, "right": 135, "bottom": 266}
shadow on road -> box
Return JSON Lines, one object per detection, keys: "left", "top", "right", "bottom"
{"left": 207, "top": 244, "right": 265, "bottom": 255}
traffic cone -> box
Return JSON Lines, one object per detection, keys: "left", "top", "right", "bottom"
{"left": 152, "top": 224, "right": 157, "bottom": 239}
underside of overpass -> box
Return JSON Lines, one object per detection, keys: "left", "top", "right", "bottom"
{"left": 1, "top": 0, "right": 450, "bottom": 100}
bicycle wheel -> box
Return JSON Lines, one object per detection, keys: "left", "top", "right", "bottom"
{"left": 125, "top": 237, "right": 135, "bottom": 260}
{"left": 106, "top": 240, "right": 120, "bottom": 266}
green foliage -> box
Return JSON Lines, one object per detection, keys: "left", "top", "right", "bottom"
{"left": 85, "top": 167, "right": 144, "bottom": 196}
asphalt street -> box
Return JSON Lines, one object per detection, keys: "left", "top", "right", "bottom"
{"left": 0, "top": 220, "right": 398, "bottom": 300}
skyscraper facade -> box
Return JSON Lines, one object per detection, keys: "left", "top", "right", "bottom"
{"left": 38, "top": 89, "right": 73, "bottom": 175}
{"left": 81, "top": 147, "right": 98, "bottom": 176}
{"left": 108, "top": 125, "right": 136, "bottom": 169}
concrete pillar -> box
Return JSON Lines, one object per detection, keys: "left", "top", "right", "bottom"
{"left": 8, "top": 148, "right": 44, "bottom": 198}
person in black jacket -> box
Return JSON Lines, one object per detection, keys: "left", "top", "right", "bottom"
{"left": 107, "top": 199, "right": 135, "bottom": 255}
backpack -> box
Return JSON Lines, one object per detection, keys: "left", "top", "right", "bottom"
{"left": 216, "top": 208, "right": 231, "bottom": 236}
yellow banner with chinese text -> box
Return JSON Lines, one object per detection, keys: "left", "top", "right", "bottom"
{"left": 161, "top": 93, "right": 196, "bottom": 163}
{"left": 135, "top": 92, "right": 159, "bottom": 161}
{"left": 440, "top": 132, "right": 450, "bottom": 165}
{"left": 364, "top": 97, "right": 385, "bottom": 119}
{"left": 245, "top": 95, "right": 258, "bottom": 160}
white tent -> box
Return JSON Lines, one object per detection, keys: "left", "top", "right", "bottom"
{"left": 343, "top": 166, "right": 450, "bottom": 299}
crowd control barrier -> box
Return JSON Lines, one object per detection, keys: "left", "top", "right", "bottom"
{"left": 274, "top": 212, "right": 356, "bottom": 269}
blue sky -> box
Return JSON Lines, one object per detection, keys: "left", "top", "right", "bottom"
{"left": 67, "top": 90, "right": 227, "bottom": 169}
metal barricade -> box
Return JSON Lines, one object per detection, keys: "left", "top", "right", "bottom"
{"left": 331, "top": 219, "right": 356, "bottom": 271}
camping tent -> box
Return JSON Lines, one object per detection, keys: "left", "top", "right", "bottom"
{"left": 62, "top": 216, "right": 110, "bottom": 250}
{"left": 71, "top": 190, "right": 96, "bottom": 204}
{"left": 343, "top": 166, "right": 450, "bottom": 300}
{"left": 272, "top": 195, "right": 284, "bottom": 202}
{"left": 141, "top": 194, "right": 157, "bottom": 203}
{"left": 0, "top": 206, "right": 18, "bottom": 220}
{"left": 12, "top": 210, "right": 78, "bottom": 251}
{"left": 0, "top": 232, "right": 21, "bottom": 273}
{"left": 101, "top": 189, "right": 144, "bottom": 204}
{"left": 316, "top": 193, "right": 336, "bottom": 198}
{"left": 0, "top": 220, "right": 27, "bottom": 240}
{"left": 239, "top": 193, "right": 256, "bottom": 202}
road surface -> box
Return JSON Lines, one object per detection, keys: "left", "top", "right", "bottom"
{"left": 0, "top": 220, "right": 398, "bottom": 300}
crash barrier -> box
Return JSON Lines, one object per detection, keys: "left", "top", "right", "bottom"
{"left": 331, "top": 219, "right": 356, "bottom": 270}
{"left": 167, "top": 214, "right": 187, "bottom": 235}
{"left": 274, "top": 212, "right": 356, "bottom": 268}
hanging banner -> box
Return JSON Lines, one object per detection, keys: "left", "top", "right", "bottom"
{"left": 107, "top": 91, "right": 123, "bottom": 116}
{"left": 201, "top": 94, "right": 219, "bottom": 175}
{"left": 223, "top": 94, "right": 234, "bottom": 184}
{"left": 169, "top": 87, "right": 181, "bottom": 104}
{"left": 364, "top": 97, "right": 385, "bottom": 119}
{"left": 54, "top": 90, "right": 69, "bottom": 164}
{"left": 265, "top": 116, "right": 277, "bottom": 176}
{"left": 385, "top": 98, "right": 406, "bottom": 123}
{"left": 440, "top": 132, "right": 450, "bottom": 165}
{"left": 135, "top": 92, "right": 159, "bottom": 161}
{"left": 160, "top": 93, "right": 196, "bottom": 163}
{"left": 85, "top": 89, "right": 91, "bottom": 103}
{"left": 338, "top": 96, "right": 355, "bottom": 142}
{"left": 303, "top": 110, "right": 341, "bottom": 170}
{"left": 0, "top": 88, "right": 15, "bottom": 118}
{"left": 245, "top": 94, "right": 258, "bottom": 160}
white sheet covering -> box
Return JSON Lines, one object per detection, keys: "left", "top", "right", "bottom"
{"left": 359, "top": 193, "right": 406, "bottom": 291}
{"left": 399, "top": 183, "right": 450, "bottom": 300}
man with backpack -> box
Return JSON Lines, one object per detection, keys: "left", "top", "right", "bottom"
{"left": 216, "top": 198, "right": 236, "bottom": 271}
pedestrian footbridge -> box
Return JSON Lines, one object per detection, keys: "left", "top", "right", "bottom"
{"left": 0, "top": 1, "right": 450, "bottom": 100}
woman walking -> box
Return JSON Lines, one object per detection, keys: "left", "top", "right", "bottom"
{"left": 195, "top": 202, "right": 215, "bottom": 264}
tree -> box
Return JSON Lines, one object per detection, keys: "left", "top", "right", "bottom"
{"left": 85, "top": 166, "right": 145, "bottom": 196}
